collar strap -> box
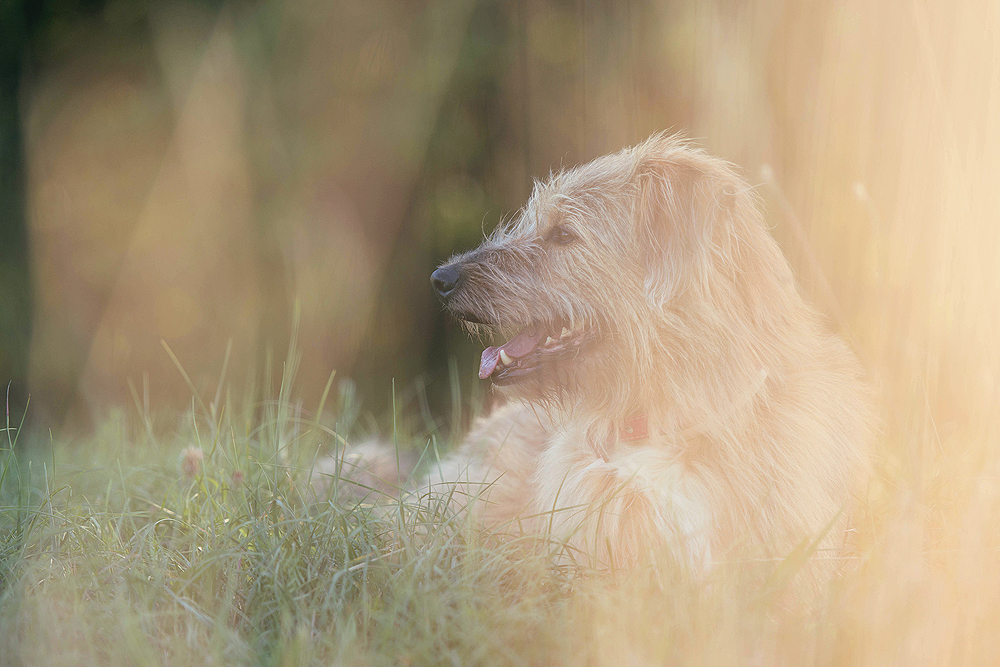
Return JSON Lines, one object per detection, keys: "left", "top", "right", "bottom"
{"left": 592, "top": 415, "right": 695, "bottom": 461}
{"left": 619, "top": 415, "right": 650, "bottom": 441}
{"left": 614, "top": 368, "right": 768, "bottom": 446}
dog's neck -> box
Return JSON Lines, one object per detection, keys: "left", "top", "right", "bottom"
{"left": 589, "top": 416, "right": 666, "bottom": 462}
{"left": 591, "top": 366, "right": 771, "bottom": 461}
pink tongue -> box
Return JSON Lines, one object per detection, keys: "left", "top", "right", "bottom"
{"left": 478, "top": 329, "right": 544, "bottom": 379}
{"left": 479, "top": 346, "right": 501, "bottom": 379}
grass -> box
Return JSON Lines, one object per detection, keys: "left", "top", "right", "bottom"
{"left": 2, "top": 356, "right": 1000, "bottom": 666}
{"left": 0, "top": 395, "right": 564, "bottom": 667}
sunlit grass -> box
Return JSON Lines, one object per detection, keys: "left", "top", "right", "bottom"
{"left": 2, "top": 357, "right": 1000, "bottom": 666}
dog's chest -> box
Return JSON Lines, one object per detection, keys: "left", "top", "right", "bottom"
{"left": 530, "top": 431, "right": 715, "bottom": 568}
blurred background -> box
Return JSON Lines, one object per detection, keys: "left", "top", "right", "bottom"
{"left": 0, "top": 0, "right": 997, "bottom": 475}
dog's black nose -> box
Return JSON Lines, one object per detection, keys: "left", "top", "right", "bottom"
{"left": 430, "top": 265, "right": 462, "bottom": 300}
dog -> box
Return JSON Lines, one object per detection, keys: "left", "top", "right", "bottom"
{"left": 332, "top": 134, "right": 873, "bottom": 582}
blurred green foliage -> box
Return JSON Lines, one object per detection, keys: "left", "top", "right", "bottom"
{"left": 0, "top": 0, "right": 996, "bottom": 493}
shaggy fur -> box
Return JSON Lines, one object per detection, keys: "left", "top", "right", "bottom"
{"left": 337, "top": 134, "right": 873, "bottom": 580}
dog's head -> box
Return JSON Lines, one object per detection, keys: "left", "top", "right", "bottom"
{"left": 431, "top": 134, "right": 798, "bottom": 421}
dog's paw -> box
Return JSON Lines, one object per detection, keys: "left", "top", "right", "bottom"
{"left": 308, "top": 440, "right": 416, "bottom": 503}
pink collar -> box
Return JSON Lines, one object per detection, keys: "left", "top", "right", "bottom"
{"left": 591, "top": 415, "right": 652, "bottom": 461}
{"left": 619, "top": 415, "right": 650, "bottom": 441}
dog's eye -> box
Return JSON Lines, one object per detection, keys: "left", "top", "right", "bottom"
{"left": 545, "top": 225, "right": 577, "bottom": 245}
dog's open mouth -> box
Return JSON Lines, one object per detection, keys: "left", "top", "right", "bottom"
{"left": 478, "top": 325, "right": 587, "bottom": 385}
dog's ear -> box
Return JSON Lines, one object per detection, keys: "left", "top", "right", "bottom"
{"left": 632, "top": 137, "right": 732, "bottom": 307}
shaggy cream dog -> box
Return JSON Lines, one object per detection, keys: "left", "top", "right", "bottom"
{"left": 333, "top": 134, "right": 874, "bottom": 582}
